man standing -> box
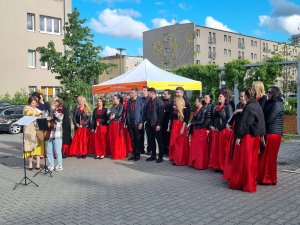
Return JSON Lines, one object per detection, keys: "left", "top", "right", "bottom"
{"left": 162, "top": 89, "right": 173, "bottom": 157}
{"left": 143, "top": 88, "right": 165, "bottom": 163}
{"left": 141, "top": 86, "right": 151, "bottom": 155}
{"left": 126, "top": 87, "right": 144, "bottom": 161}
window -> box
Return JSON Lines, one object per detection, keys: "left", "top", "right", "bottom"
{"left": 254, "top": 41, "right": 257, "bottom": 47}
{"left": 164, "top": 33, "right": 171, "bottom": 41}
{"left": 196, "top": 60, "right": 200, "bottom": 64}
{"left": 40, "top": 54, "right": 48, "bottom": 69}
{"left": 224, "top": 35, "right": 227, "bottom": 42}
{"left": 28, "top": 50, "right": 36, "bottom": 68}
{"left": 197, "top": 29, "right": 200, "bottom": 37}
{"left": 15, "top": 108, "right": 24, "bottom": 115}
{"left": 4, "top": 109, "right": 14, "bottom": 116}
{"left": 164, "top": 48, "right": 170, "bottom": 56}
{"left": 29, "top": 86, "right": 37, "bottom": 93}
{"left": 254, "top": 53, "right": 257, "bottom": 60}
{"left": 40, "top": 16, "right": 61, "bottom": 34}
{"left": 251, "top": 40, "right": 253, "bottom": 47}
{"left": 224, "top": 49, "right": 227, "bottom": 56}
{"left": 164, "top": 63, "right": 168, "bottom": 70}
{"left": 228, "top": 36, "right": 231, "bottom": 43}
{"left": 27, "top": 13, "right": 35, "bottom": 31}
{"left": 251, "top": 53, "right": 253, "bottom": 59}
{"left": 228, "top": 49, "right": 231, "bottom": 57}
{"left": 196, "top": 45, "right": 200, "bottom": 52}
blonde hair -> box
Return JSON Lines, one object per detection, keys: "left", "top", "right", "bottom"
{"left": 174, "top": 96, "right": 185, "bottom": 121}
{"left": 252, "top": 81, "right": 265, "bottom": 97}
{"left": 78, "top": 96, "right": 91, "bottom": 115}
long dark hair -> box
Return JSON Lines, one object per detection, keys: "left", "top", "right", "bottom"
{"left": 268, "top": 86, "right": 282, "bottom": 101}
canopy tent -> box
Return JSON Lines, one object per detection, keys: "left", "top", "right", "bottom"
{"left": 92, "top": 59, "right": 201, "bottom": 94}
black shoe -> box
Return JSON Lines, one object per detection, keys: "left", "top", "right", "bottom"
{"left": 146, "top": 156, "right": 156, "bottom": 161}
{"left": 94, "top": 156, "right": 100, "bottom": 159}
{"left": 28, "top": 167, "right": 33, "bottom": 170}
{"left": 146, "top": 151, "right": 151, "bottom": 155}
{"left": 140, "top": 150, "right": 145, "bottom": 154}
{"left": 62, "top": 154, "right": 66, "bottom": 158}
{"left": 156, "top": 157, "right": 163, "bottom": 163}
{"left": 81, "top": 155, "right": 86, "bottom": 159}
{"left": 128, "top": 155, "right": 135, "bottom": 160}
{"left": 134, "top": 156, "right": 140, "bottom": 161}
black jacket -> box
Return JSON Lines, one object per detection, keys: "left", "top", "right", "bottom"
{"left": 263, "top": 99, "right": 284, "bottom": 135}
{"left": 204, "top": 103, "right": 214, "bottom": 129}
{"left": 258, "top": 95, "right": 267, "bottom": 109}
{"left": 73, "top": 107, "right": 91, "bottom": 128}
{"left": 171, "top": 107, "right": 189, "bottom": 125}
{"left": 126, "top": 97, "right": 144, "bottom": 126}
{"left": 109, "top": 103, "right": 123, "bottom": 122}
{"left": 61, "top": 107, "right": 72, "bottom": 144}
{"left": 91, "top": 107, "right": 109, "bottom": 130}
{"left": 143, "top": 97, "right": 165, "bottom": 127}
{"left": 191, "top": 106, "right": 209, "bottom": 129}
{"left": 211, "top": 104, "right": 233, "bottom": 131}
{"left": 162, "top": 98, "right": 173, "bottom": 127}
{"left": 235, "top": 100, "right": 266, "bottom": 138}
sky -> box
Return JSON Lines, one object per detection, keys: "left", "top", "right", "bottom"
{"left": 73, "top": 0, "right": 300, "bottom": 57}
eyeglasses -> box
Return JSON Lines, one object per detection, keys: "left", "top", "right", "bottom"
{"left": 268, "top": 91, "right": 272, "bottom": 94}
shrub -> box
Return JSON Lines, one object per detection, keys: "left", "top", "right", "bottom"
{"left": 284, "top": 98, "right": 297, "bottom": 115}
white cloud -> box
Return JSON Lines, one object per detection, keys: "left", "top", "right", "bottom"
{"left": 205, "top": 16, "right": 236, "bottom": 32}
{"left": 253, "top": 29, "right": 265, "bottom": 36}
{"left": 259, "top": 0, "right": 300, "bottom": 35}
{"left": 178, "top": 2, "right": 191, "bottom": 10}
{"left": 102, "top": 46, "right": 119, "bottom": 57}
{"left": 152, "top": 18, "right": 191, "bottom": 28}
{"left": 90, "top": 8, "right": 149, "bottom": 39}
{"left": 155, "top": 1, "right": 163, "bottom": 5}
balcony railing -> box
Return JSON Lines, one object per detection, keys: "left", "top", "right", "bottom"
{"left": 238, "top": 43, "right": 245, "bottom": 49}
{"left": 208, "top": 37, "right": 216, "bottom": 44}
{"left": 208, "top": 52, "right": 216, "bottom": 60}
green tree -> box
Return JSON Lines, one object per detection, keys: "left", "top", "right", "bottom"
{"left": 37, "top": 8, "right": 108, "bottom": 108}
{"left": 223, "top": 59, "right": 251, "bottom": 91}
{"left": 173, "top": 64, "right": 219, "bottom": 99}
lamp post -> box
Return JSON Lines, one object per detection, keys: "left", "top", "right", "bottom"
{"left": 116, "top": 48, "right": 126, "bottom": 75}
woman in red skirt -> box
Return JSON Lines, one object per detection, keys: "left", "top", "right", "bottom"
{"left": 188, "top": 97, "right": 210, "bottom": 169}
{"left": 257, "top": 86, "right": 284, "bottom": 185}
{"left": 169, "top": 96, "right": 189, "bottom": 166}
{"left": 229, "top": 88, "right": 266, "bottom": 193}
{"left": 209, "top": 89, "right": 233, "bottom": 171}
{"left": 122, "top": 94, "right": 133, "bottom": 154}
{"left": 108, "top": 95, "right": 127, "bottom": 160}
{"left": 69, "top": 96, "right": 91, "bottom": 158}
{"left": 223, "top": 91, "right": 246, "bottom": 180}
{"left": 90, "top": 98, "right": 109, "bottom": 159}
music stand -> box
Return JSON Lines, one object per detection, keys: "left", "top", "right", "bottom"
{"left": 13, "top": 116, "right": 39, "bottom": 190}
{"left": 34, "top": 118, "right": 52, "bottom": 178}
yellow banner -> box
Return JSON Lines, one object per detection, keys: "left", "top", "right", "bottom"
{"left": 147, "top": 81, "right": 202, "bottom": 91}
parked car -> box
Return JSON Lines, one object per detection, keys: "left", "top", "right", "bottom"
{"left": 0, "top": 101, "right": 11, "bottom": 109}
{"left": 0, "top": 105, "right": 24, "bottom": 134}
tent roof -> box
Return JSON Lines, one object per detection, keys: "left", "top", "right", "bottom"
{"left": 93, "top": 59, "right": 201, "bottom": 94}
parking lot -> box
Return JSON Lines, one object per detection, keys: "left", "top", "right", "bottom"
{"left": 0, "top": 133, "right": 299, "bottom": 225}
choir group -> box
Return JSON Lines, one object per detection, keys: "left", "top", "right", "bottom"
{"left": 23, "top": 81, "right": 284, "bottom": 193}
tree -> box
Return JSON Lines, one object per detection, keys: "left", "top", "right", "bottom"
{"left": 37, "top": 8, "right": 108, "bottom": 107}
{"left": 173, "top": 64, "right": 219, "bottom": 100}
{"left": 223, "top": 59, "right": 251, "bottom": 91}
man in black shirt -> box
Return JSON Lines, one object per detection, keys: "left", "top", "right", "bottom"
{"left": 143, "top": 88, "right": 165, "bottom": 163}
{"left": 162, "top": 89, "right": 172, "bottom": 157}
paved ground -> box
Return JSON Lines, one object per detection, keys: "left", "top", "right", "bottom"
{"left": 0, "top": 133, "right": 299, "bottom": 225}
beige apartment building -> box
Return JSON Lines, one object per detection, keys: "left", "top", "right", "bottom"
{"left": 0, "top": 0, "right": 72, "bottom": 99}
{"left": 99, "top": 55, "right": 143, "bottom": 83}
{"left": 143, "top": 23, "right": 300, "bottom": 69}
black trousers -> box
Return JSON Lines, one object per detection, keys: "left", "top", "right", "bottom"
{"left": 128, "top": 123, "right": 143, "bottom": 157}
{"left": 147, "top": 124, "right": 164, "bottom": 158}
{"left": 161, "top": 121, "right": 170, "bottom": 155}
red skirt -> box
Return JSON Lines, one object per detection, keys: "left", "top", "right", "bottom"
{"left": 108, "top": 121, "right": 127, "bottom": 160}
{"left": 189, "top": 128, "right": 209, "bottom": 169}
{"left": 62, "top": 143, "right": 71, "bottom": 156}
{"left": 169, "top": 120, "right": 189, "bottom": 166}
{"left": 88, "top": 131, "right": 96, "bottom": 155}
{"left": 209, "top": 130, "right": 220, "bottom": 169}
{"left": 257, "top": 134, "right": 282, "bottom": 185}
{"left": 229, "top": 134, "right": 260, "bottom": 193}
{"left": 123, "top": 126, "right": 133, "bottom": 154}
{"left": 69, "top": 127, "right": 90, "bottom": 156}
{"left": 219, "top": 129, "right": 234, "bottom": 170}
{"left": 221, "top": 129, "right": 235, "bottom": 180}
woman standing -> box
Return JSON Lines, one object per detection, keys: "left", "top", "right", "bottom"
{"left": 108, "top": 95, "right": 126, "bottom": 160}
{"left": 169, "top": 96, "right": 189, "bottom": 166}
{"left": 56, "top": 99, "right": 72, "bottom": 158}
{"left": 229, "top": 88, "right": 266, "bottom": 192}
{"left": 46, "top": 100, "right": 64, "bottom": 171}
{"left": 38, "top": 93, "right": 50, "bottom": 113}
{"left": 90, "top": 98, "right": 109, "bottom": 159}
{"left": 257, "top": 86, "right": 284, "bottom": 185}
{"left": 252, "top": 81, "right": 267, "bottom": 109}
{"left": 23, "top": 96, "right": 43, "bottom": 170}
{"left": 70, "top": 96, "right": 91, "bottom": 158}
{"left": 188, "top": 97, "right": 209, "bottom": 169}
{"left": 209, "top": 89, "right": 233, "bottom": 170}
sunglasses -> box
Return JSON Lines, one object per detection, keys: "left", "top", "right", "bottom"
{"left": 268, "top": 91, "right": 272, "bottom": 94}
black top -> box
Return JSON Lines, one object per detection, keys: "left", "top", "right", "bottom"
{"left": 162, "top": 98, "right": 173, "bottom": 126}
{"left": 38, "top": 102, "right": 50, "bottom": 112}
{"left": 91, "top": 107, "right": 109, "bottom": 129}
{"left": 263, "top": 99, "right": 284, "bottom": 135}
{"left": 191, "top": 106, "right": 209, "bottom": 129}
{"left": 109, "top": 103, "right": 123, "bottom": 122}
{"left": 171, "top": 107, "right": 189, "bottom": 125}
{"left": 143, "top": 97, "right": 165, "bottom": 127}
{"left": 61, "top": 107, "right": 72, "bottom": 144}
{"left": 258, "top": 95, "right": 267, "bottom": 109}
{"left": 235, "top": 100, "right": 266, "bottom": 138}
{"left": 73, "top": 107, "right": 91, "bottom": 128}
{"left": 211, "top": 104, "right": 233, "bottom": 131}
{"left": 204, "top": 103, "right": 214, "bottom": 129}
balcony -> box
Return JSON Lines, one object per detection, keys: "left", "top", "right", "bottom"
{"left": 208, "top": 52, "right": 216, "bottom": 60}
{"left": 208, "top": 37, "right": 216, "bottom": 44}
{"left": 238, "top": 43, "right": 245, "bottom": 49}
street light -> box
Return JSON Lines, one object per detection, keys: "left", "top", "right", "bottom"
{"left": 116, "top": 48, "right": 126, "bottom": 75}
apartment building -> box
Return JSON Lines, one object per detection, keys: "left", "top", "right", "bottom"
{"left": 143, "top": 23, "right": 300, "bottom": 69}
{"left": 0, "top": 0, "right": 72, "bottom": 99}
{"left": 99, "top": 55, "right": 143, "bottom": 83}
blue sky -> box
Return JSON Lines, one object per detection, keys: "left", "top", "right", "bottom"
{"left": 73, "top": 0, "right": 300, "bottom": 57}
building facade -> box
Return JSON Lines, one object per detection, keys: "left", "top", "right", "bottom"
{"left": 0, "top": 0, "right": 72, "bottom": 99}
{"left": 143, "top": 23, "right": 300, "bottom": 69}
{"left": 99, "top": 55, "right": 143, "bottom": 83}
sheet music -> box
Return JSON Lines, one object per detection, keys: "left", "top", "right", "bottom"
{"left": 13, "top": 116, "right": 38, "bottom": 126}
